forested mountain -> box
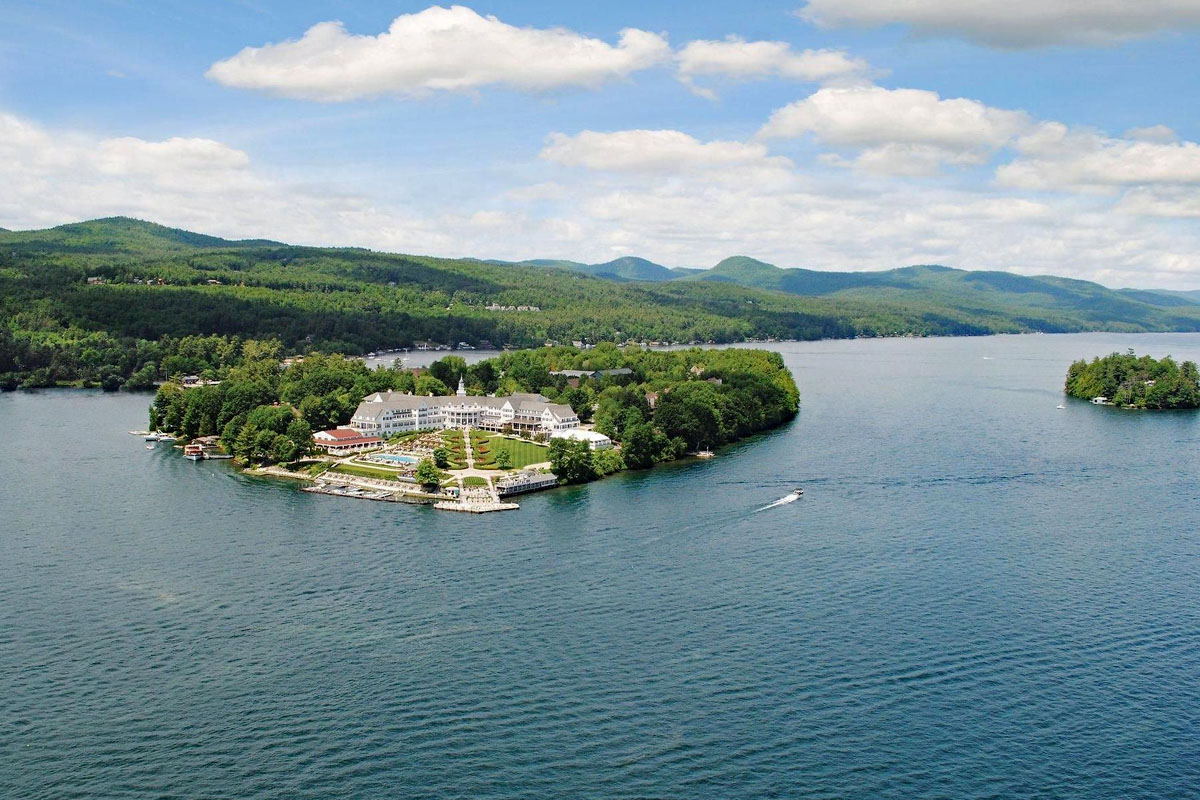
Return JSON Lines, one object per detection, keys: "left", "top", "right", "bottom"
{"left": 498, "top": 255, "right": 675, "bottom": 282}
{"left": 502, "top": 250, "right": 1200, "bottom": 334}
{"left": 4, "top": 216, "right": 1200, "bottom": 389}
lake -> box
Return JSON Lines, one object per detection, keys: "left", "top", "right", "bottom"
{"left": 2, "top": 333, "right": 1199, "bottom": 798}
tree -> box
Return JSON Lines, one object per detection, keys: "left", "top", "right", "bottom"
{"left": 415, "top": 375, "right": 450, "bottom": 396}
{"left": 414, "top": 459, "right": 441, "bottom": 490}
{"left": 495, "top": 449, "right": 512, "bottom": 470}
{"left": 653, "top": 381, "right": 723, "bottom": 450}
{"left": 549, "top": 438, "right": 595, "bottom": 485}
{"left": 620, "top": 422, "right": 660, "bottom": 469}
{"left": 429, "top": 356, "right": 467, "bottom": 388}
{"left": 432, "top": 446, "right": 450, "bottom": 469}
{"left": 285, "top": 419, "right": 313, "bottom": 459}
{"left": 562, "top": 386, "right": 594, "bottom": 422}
{"left": 592, "top": 447, "right": 624, "bottom": 476}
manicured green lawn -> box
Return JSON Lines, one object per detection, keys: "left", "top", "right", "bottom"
{"left": 479, "top": 435, "right": 549, "bottom": 469}
{"left": 330, "top": 463, "right": 404, "bottom": 481}
{"left": 462, "top": 476, "right": 489, "bottom": 487}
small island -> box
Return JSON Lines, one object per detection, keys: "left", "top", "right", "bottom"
{"left": 146, "top": 341, "right": 800, "bottom": 511}
{"left": 1065, "top": 349, "right": 1200, "bottom": 409}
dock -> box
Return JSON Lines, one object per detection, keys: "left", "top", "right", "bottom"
{"left": 433, "top": 500, "right": 519, "bottom": 513}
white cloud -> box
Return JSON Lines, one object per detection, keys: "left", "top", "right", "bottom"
{"left": 998, "top": 122, "right": 1200, "bottom": 190}
{"left": 676, "top": 37, "right": 870, "bottom": 97}
{"left": 0, "top": 111, "right": 467, "bottom": 253}
{"left": 206, "top": 5, "right": 670, "bottom": 101}
{"left": 515, "top": 124, "right": 1200, "bottom": 286}
{"left": 760, "top": 85, "right": 1030, "bottom": 174}
{"left": 1118, "top": 187, "right": 1200, "bottom": 218}
{"left": 6, "top": 109, "right": 1200, "bottom": 289}
{"left": 797, "top": 0, "right": 1200, "bottom": 48}
{"left": 1125, "top": 124, "right": 1179, "bottom": 143}
{"left": 541, "top": 129, "right": 793, "bottom": 180}
{"left": 545, "top": 170, "right": 1200, "bottom": 287}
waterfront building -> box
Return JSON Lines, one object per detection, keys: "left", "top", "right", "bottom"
{"left": 312, "top": 428, "right": 385, "bottom": 454}
{"left": 550, "top": 429, "right": 613, "bottom": 450}
{"left": 350, "top": 379, "right": 580, "bottom": 436}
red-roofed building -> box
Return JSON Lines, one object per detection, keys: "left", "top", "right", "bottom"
{"left": 312, "top": 428, "right": 384, "bottom": 454}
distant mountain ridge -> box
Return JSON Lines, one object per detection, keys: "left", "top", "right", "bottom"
{"left": 499, "top": 251, "right": 1200, "bottom": 331}
{"left": 5, "top": 217, "right": 1200, "bottom": 363}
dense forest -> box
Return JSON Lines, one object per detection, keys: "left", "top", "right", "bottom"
{"left": 7, "top": 217, "right": 1200, "bottom": 390}
{"left": 146, "top": 341, "right": 800, "bottom": 483}
{"left": 1065, "top": 350, "right": 1200, "bottom": 409}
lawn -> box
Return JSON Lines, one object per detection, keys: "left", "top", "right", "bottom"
{"left": 462, "top": 476, "right": 489, "bottom": 487}
{"left": 476, "top": 435, "right": 550, "bottom": 469}
{"left": 330, "top": 462, "right": 405, "bottom": 481}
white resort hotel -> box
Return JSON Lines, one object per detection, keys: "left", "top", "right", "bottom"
{"left": 348, "top": 378, "right": 580, "bottom": 437}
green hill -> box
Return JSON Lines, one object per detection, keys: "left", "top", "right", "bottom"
{"left": 584, "top": 256, "right": 676, "bottom": 282}
{"left": 0, "top": 216, "right": 282, "bottom": 253}
{"left": 4, "top": 217, "right": 1200, "bottom": 389}
{"left": 504, "top": 255, "right": 675, "bottom": 282}
{"left": 682, "top": 257, "right": 1200, "bottom": 333}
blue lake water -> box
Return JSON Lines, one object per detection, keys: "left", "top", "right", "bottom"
{"left": 2, "top": 333, "right": 1199, "bottom": 798}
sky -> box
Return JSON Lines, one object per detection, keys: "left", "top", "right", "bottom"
{"left": 2, "top": 1, "right": 1200, "bottom": 288}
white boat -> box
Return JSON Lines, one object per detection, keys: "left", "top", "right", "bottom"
{"left": 144, "top": 433, "right": 159, "bottom": 441}
{"left": 793, "top": 488, "right": 804, "bottom": 496}
{"left": 156, "top": 433, "right": 176, "bottom": 442}
{"left": 145, "top": 444, "right": 156, "bottom": 450}
{"left": 1056, "top": 404, "right": 1066, "bottom": 409}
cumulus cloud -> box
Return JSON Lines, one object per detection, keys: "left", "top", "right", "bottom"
{"left": 6, "top": 108, "right": 1200, "bottom": 289}
{"left": 541, "top": 129, "right": 791, "bottom": 176}
{"left": 543, "top": 166, "right": 1198, "bottom": 286}
{"left": 0, "top": 111, "right": 478, "bottom": 254}
{"left": 513, "top": 123, "right": 1200, "bottom": 285}
{"left": 1118, "top": 187, "right": 1200, "bottom": 218}
{"left": 676, "top": 37, "right": 870, "bottom": 98}
{"left": 998, "top": 122, "right": 1200, "bottom": 190}
{"left": 206, "top": 5, "right": 670, "bottom": 101}
{"left": 796, "top": 0, "right": 1200, "bottom": 48}
{"left": 1124, "top": 124, "right": 1179, "bottom": 143}
{"left": 760, "top": 85, "right": 1030, "bottom": 174}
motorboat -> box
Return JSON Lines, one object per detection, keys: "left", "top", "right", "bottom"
{"left": 793, "top": 488, "right": 804, "bottom": 496}
{"left": 1056, "top": 404, "right": 1066, "bottom": 409}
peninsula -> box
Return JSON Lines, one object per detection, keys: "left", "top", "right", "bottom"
{"left": 146, "top": 342, "right": 800, "bottom": 511}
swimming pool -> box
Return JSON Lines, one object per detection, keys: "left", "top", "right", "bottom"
{"left": 373, "top": 454, "right": 419, "bottom": 464}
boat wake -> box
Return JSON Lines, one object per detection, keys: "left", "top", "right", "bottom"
{"left": 754, "top": 493, "right": 801, "bottom": 513}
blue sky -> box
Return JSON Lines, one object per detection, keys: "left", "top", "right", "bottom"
{"left": 2, "top": 1, "right": 1200, "bottom": 287}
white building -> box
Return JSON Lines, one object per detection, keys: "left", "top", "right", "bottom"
{"left": 312, "top": 428, "right": 385, "bottom": 454}
{"left": 350, "top": 378, "right": 580, "bottom": 436}
{"left": 550, "top": 429, "right": 613, "bottom": 450}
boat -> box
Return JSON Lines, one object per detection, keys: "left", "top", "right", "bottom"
{"left": 155, "top": 433, "right": 176, "bottom": 442}
{"left": 1056, "top": 404, "right": 1066, "bottom": 409}
{"left": 143, "top": 433, "right": 159, "bottom": 441}
{"left": 793, "top": 488, "right": 804, "bottom": 496}
{"left": 145, "top": 444, "right": 156, "bottom": 450}
{"left": 183, "top": 443, "right": 205, "bottom": 461}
